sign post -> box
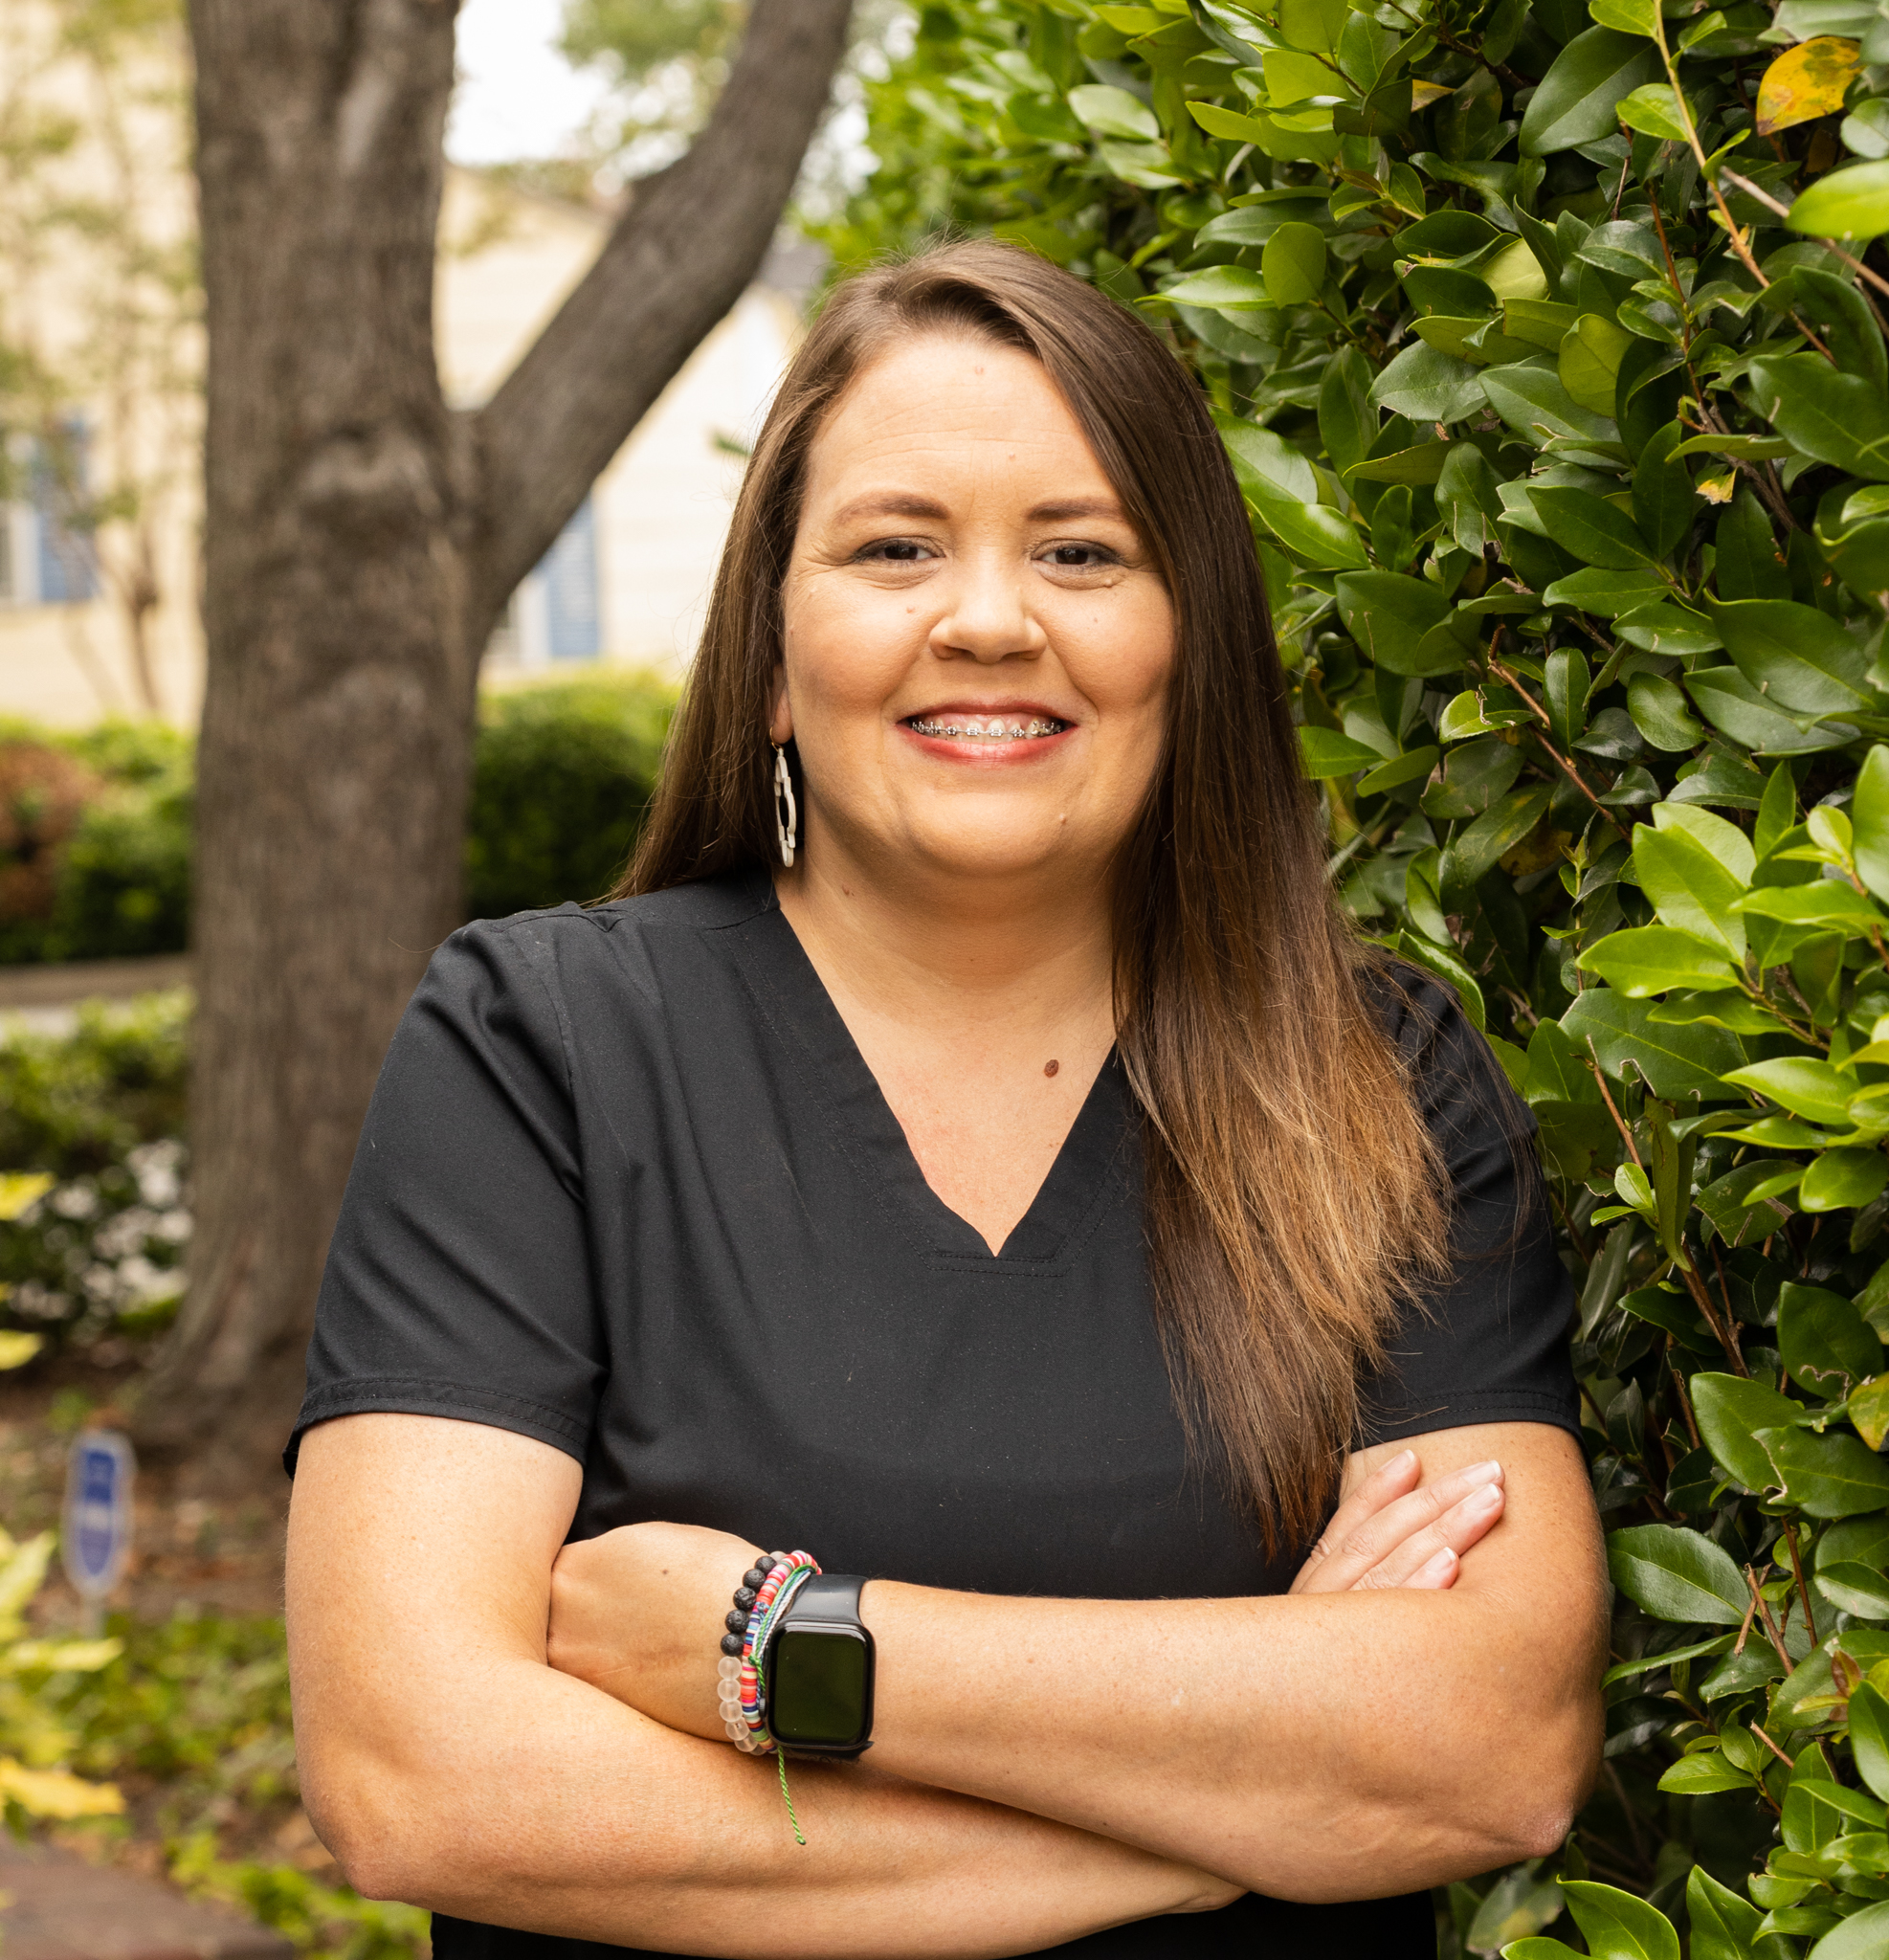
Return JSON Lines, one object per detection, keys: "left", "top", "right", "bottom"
{"left": 62, "top": 1429, "right": 135, "bottom": 1634}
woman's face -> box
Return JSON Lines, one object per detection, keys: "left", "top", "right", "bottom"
{"left": 775, "top": 333, "right": 1176, "bottom": 893}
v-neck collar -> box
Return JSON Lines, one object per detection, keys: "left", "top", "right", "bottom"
{"left": 722, "top": 870, "right": 1131, "bottom": 1266}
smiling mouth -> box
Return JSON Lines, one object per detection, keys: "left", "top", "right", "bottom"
{"left": 905, "top": 714, "right": 1069, "bottom": 742}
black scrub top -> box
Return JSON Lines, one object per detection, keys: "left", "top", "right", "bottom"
{"left": 291, "top": 867, "right": 1579, "bottom": 1960}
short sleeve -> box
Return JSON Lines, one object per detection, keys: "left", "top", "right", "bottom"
{"left": 1358, "top": 967, "right": 1581, "bottom": 1446}
{"left": 285, "top": 916, "right": 604, "bottom": 1473}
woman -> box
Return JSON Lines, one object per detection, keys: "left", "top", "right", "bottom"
{"left": 286, "top": 241, "right": 1605, "bottom": 1958}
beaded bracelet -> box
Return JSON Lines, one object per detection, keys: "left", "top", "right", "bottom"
{"left": 716, "top": 1549, "right": 822, "bottom": 1843}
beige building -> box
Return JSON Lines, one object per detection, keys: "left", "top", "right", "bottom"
{"left": 0, "top": 9, "right": 807, "bottom": 728}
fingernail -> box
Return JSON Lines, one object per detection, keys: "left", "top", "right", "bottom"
{"left": 1423, "top": 1548, "right": 1456, "bottom": 1576}
{"left": 1467, "top": 1481, "right": 1504, "bottom": 1514}
{"left": 1464, "top": 1460, "right": 1501, "bottom": 1483}
{"left": 1391, "top": 1448, "right": 1416, "bottom": 1470}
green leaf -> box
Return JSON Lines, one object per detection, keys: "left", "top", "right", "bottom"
{"left": 1691, "top": 1370, "right": 1805, "bottom": 1490}
{"left": 1615, "top": 81, "right": 1691, "bottom": 140}
{"left": 1685, "top": 668, "right": 1858, "bottom": 757}
{"left": 1608, "top": 1522, "right": 1752, "bottom": 1624}
{"left": 1519, "top": 28, "right": 1662, "bottom": 155}
{"left": 1547, "top": 646, "right": 1590, "bottom": 749}
{"left": 1070, "top": 82, "right": 1162, "bottom": 141}
{"left": 1799, "top": 1147, "right": 1889, "bottom": 1214}
{"left": 1562, "top": 990, "right": 1745, "bottom": 1099}
{"left": 1163, "top": 264, "right": 1275, "bottom": 311}
{"left": 1298, "top": 725, "right": 1387, "bottom": 776}
{"left": 1633, "top": 422, "right": 1695, "bottom": 560}
{"left": 1576, "top": 926, "right": 1742, "bottom": 994}
{"left": 1633, "top": 823, "right": 1747, "bottom": 958}
{"left": 1215, "top": 414, "right": 1319, "bottom": 502}
{"left": 1853, "top": 746, "right": 1889, "bottom": 904}
{"left": 1188, "top": 100, "right": 1278, "bottom": 145}
{"left": 1559, "top": 1879, "right": 1682, "bottom": 1960}
{"left": 1814, "top": 1558, "right": 1889, "bottom": 1615}
{"left": 1560, "top": 313, "right": 1636, "bottom": 420}
{"left": 1722, "top": 1057, "right": 1860, "bottom": 1125}
{"left": 1544, "top": 567, "right": 1669, "bottom": 615}
{"left": 1481, "top": 364, "right": 1619, "bottom": 445}
{"left": 1659, "top": 1750, "right": 1757, "bottom": 1793}
{"left": 1628, "top": 675, "right": 1708, "bottom": 752}
{"left": 1851, "top": 1682, "right": 1889, "bottom": 1803}
{"left": 1436, "top": 441, "right": 1504, "bottom": 554}
{"left": 1703, "top": 598, "right": 1874, "bottom": 716}
{"left": 1732, "top": 883, "right": 1884, "bottom": 929}
{"left": 1367, "top": 341, "right": 1487, "bottom": 423}
{"left": 1263, "top": 222, "right": 1327, "bottom": 305}
{"left": 1810, "top": 1901, "right": 1889, "bottom": 1959}
{"left": 1614, "top": 606, "right": 1722, "bottom": 657}
{"left": 1686, "top": 1868, "right": 1767, "bottom": 1960}
{"left": 1530, "top": 486, "right": 1656, "bottom": 568}
{"left": 1334, "top": 571, "right": 1456, "bottom": 675}
{"left": 1779, "top": 1281, "right": 1886, "bottom": 1392}
{"left": 1751, "top": 354, "right": 1889, "bottom": 483}
{"left": 1216, "top": 413, "right": 1370, "bottom": 569}
{"left": 1589, "top": 0, "right": 1659, "bottom": 31}
{"left": 1789, "top": 161, "right": 1889, "bottom": 240}
{"left": 1318, "top": 345, "right": 1375, "bottom": 483}
{"left": 1754, "top": 1422, "right": 1889, "bottom": 1515}
{"left": 1346, "top": 442, "right": 1455, "bottom": 484}
{"left": 1444, "top": 784, "right": 1555, "bottom": 894}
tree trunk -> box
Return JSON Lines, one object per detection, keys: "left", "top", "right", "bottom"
{"left": 136, "top": 0, "right": 853, "bottom": 1456}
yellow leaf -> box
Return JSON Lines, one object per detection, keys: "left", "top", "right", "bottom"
{"left": 1699, "top": 470, "right": 1738, "bottom": 502}
{"left": 1411, "top": 80, "right": 1453, "bottom": 109}
{"left": 1852, "top": 1372, "right": 1889, "bottom": 1450}
{"left": 0, "top": 1333, "right": 43, "bottom": 1374}
{"left": 1757, "top": 36, "right": 1862, "bottom": 135}
{"left": 0, "top": 1759, "right": 122, "bottom": 1819}
{"left": 0, "top": 1174, "right": 52, "bottom": 1224}
{"left": 4, "top": 1638, "right": 122, "bottom": 1675}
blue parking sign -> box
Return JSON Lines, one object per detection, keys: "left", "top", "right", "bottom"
{"left": 62, "top": 1429, "right": 135, "bottom": 1602}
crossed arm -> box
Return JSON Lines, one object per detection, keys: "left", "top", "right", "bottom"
{"left": 287, "top": 1413, "right": 1606, "bottom": 1959}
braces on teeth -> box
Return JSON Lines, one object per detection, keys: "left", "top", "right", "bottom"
{"left": 908, "top": 717, "right": 1065, "bottom": 740}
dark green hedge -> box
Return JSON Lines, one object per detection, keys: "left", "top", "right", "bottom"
{"left": 0, "top": 673, "right": 677, "bottom": 965}
{"left": 464, "top": 674, "right": 674, "bottom": 922}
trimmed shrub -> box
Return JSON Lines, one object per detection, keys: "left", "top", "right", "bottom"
{"left": 465, "top": 673, "right": 675, "bottom": 921}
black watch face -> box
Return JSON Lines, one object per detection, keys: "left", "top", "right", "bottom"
{"left": 770, "top": 1626, "right": 870, "bottom": 1746}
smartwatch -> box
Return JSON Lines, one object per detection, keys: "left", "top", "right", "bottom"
{"left": 764, "top": 1572, "right": 875, "bottom": 1758}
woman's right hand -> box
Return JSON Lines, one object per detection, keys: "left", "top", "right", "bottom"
{"left": 1288, "top": 1446, "right": 1504, "bottom": 1595}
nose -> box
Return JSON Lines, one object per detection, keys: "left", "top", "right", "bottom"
{"left": 928, "top": 548, "right": 1047, "bottom": 665}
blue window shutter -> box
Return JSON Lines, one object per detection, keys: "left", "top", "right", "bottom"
{"left": 32, "top": 426, "right": 100, "bottom": 604}
{"left": 542, "top": 495, "right": 600, "bottom": 660}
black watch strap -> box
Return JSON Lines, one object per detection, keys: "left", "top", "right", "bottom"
{"left": 790, "top": 1572, "right": 869, "bottom": 1622}
{"left": 771, "top": 1571, "right": 875, "bottom": 1760}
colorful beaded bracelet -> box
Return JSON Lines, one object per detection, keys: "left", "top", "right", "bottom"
{"left": 716, "top": 1549, "right": 821, "bottom": 1843}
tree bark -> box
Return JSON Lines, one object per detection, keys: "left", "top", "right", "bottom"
{"left": 135, "top": 0, "right": 853, "bottom": 1455}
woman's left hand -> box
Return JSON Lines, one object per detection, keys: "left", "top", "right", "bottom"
{"left": 1288, "top": 1446, "right": 1505, "bottom": 1595}
{"left": 547, "top": 1519, "right": 764, "bottom": 1739}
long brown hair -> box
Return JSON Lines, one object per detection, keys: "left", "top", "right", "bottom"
{"left": 620, "top": 241, "right": 1450, "bottom": 1550}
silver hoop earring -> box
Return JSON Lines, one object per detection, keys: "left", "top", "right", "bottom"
{"left": 773, "top": 744, "right": 797, "bottom": 869}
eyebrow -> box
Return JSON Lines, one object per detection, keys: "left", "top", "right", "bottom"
{"left": 830, "top": 492, "right": 1130, "bottom": 524}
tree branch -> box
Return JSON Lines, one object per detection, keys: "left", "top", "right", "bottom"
{"left": 467, "top": 0, "right": 854, "bottom": 648}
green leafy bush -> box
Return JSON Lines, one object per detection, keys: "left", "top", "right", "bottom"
{"left": 0, "top": 995, "right": 190, "bottom": 1345}
{"left": 823, "top": 2, "right": 1889, "bottom": 1949}
{"left": 0, "top": 720, "right": 192, "bottom": 966}
{"left": 466, "top": 673, "right": 676, "bottom": 920}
